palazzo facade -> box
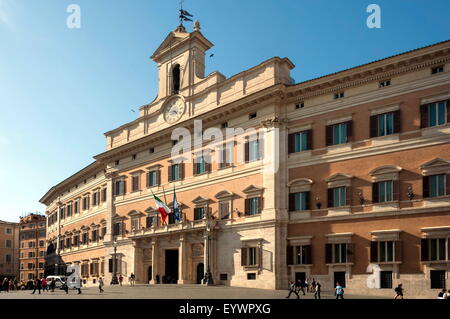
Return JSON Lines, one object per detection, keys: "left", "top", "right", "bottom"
{"left": 40, "top": 22, "right": 450, "bottom": 297}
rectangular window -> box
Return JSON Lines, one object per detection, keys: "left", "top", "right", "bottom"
{"left": 379, "top": 241, "right": 394, "bottom": 262}
{"left": 132, "top": 175, "right": 140, "bottom": 192}
{"left": 92, "top": 229, "right": 98, "bottom": 242}
{"left": 92, "top": 192, "right": 99, "bottom": 206}
{"left": 334, "top": 92, "right": 344, "bottom": 99}
{"left": 219, "top": 202, "right": 230, "bottom": 219}
{"left": 67, "top": 204, "right": 72, "bottom": 217}
{"left": 245, "top": 197, "right": 261, "bottom": 216}
{"left": 379, "top": 80, "right": 391, "bottom": 88}
{"left": 248, "top": 247, "right": 257, "bottom": 266}
{"left": 65, "top": 238, "right": 71, "bottom": 249}
{"left": 429, "top": 174, "right": 445, "bottom": 197}
{"left": 82, "top": 196, "right": 90, "bottom": 210}
{"left": 333, "top": 243, "right": 347, "bottom": 264}
{"left": 5, "top": 255, "right": 11, "bottom": 264}
{"left": 248, "top": 139, "right": 261, "bottom": 162}
{"left": 170, "top": 164, "right": 183, "bottom": 181}
{"left": 74, "top": 200, "right": 79, "bottom": 214}
{"left": 101, "top": 188, "right": 107, "bottom": 202}
{"left": 6, "top": 228, "right": 12, "bottom": 234}
{"left": 331, "top": 187, "right": 346, "bottom": 208}
{"left": 147, "top": 171, "right": 158, "bottom": 187}
{"left": 332, "top": 123, "right": 348, "bottom": 145}
{"left": 428, "top": 102, "right": 446, "bottom": 127}
{"left": 430, "top": 238, "right": 446, "bottom": 261}
{"left": 289, "top": 192, "right": 309, "bottom": 211}
{"left": 288, "top": 130, "right": 311, "bottom": 153}
{"left": 378, "top": 181, "right": 393, "bottom": 203}
{"left": 194, "top": 207, "right": 205, "bottom": 220}
{"left": 377, "top": 112, "right": 394, "bottom": 137}
{"left": 219, "top": 145, "right": 232, "bottom": 168}
{"left": 113, "top": 223, "right": 122, "bottom": 236}
{"left": 73, "top": 235, "right": 79, "bottom": 246}
{"left": 431, "top": 66, "right": 444, "bottom": 74}
{"left": 114, "top": 180, "right": 126, "bottom": 196}
{"left": 131, "top": 218, "right": 140, "bottom": 231}
{"left": 295, "top": 245, "right": 311, "bottom": 265}
{"left": 82, "top": 233, "right": 88, "bottom": 245}
{"left": 247, "top": 273, "right": 257, "bottom": 280}
{"left": 6, "top": 240, "right": 12, "bottom": 248}
{"left": 194, "top": 157, "right": 208, "bottom": 175}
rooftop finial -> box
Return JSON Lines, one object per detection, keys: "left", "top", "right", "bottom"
{"left": 194, "top": 20, "right": 200, "bottom": 32}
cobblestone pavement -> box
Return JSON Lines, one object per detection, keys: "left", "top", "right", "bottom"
{"left": 0, "top": 284, "right": 388, "bottom": 299}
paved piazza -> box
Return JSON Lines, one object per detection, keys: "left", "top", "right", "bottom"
{"left": 0, "top": 285, "right": 387, "bottom": 299}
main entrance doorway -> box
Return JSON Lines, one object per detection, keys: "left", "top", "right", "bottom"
{"left": 165, "top": 250, "right": 179, "bottom": 284}
{"left": 196, "top": 263, "right": 204, "bottom": 284}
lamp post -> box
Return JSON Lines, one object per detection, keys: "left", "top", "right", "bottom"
{"left": 111, "top": 240, "right": 119, "bottom": 285}
{"left": 204, "top": 212, "right": 215, "bottom": 286}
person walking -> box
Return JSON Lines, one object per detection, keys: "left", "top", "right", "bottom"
{"left": 41, "top": 278, "right": 48, "bottom": 292}
{"left": 286, "top": 281, "right": 300, "bottom": 299}
{"left": 75, "top": 277, "right": 82, "bottom": 295}
{"left": 2, "top": 278, "right": 9, "bottom": 293}
{"left": 335, "top": 282, "right": 344, "bottom": 299}
{"left": 311, "top": 278, "right": 316, "bottom": 293}
{"left": 130, "top": 273, "right": 136, "bottom": 287}
{"left": 295, "top": 279, "right": 305, "bottom": 296}
{"left": 394, "top": 283, "right": 404, "bottom": 299}
{"left": 98, "top": 277, "right": 104, "bottom": 293}
{"left": 119, "top": 274, "right": 123, "bottom": 286}
{"left": 49, "top": 279, "right": 56, "bottom": 292}
{"left": 31, "top": 278, "right": 42, "bottom": 295}
{"left": 314, "top": 281, "right": 321, "bottom": 300}
{"left": 62, "top": 281, "right": 69, "bottom": 294}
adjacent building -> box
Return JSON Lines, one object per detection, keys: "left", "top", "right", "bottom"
{"left": 19, "top": 213, "right": 47, "bottom": 281}
{"left": 40, "top": 21, "right": 450, "bottom": 297}
{"left": 0, "top": 220, "right": 20, "bottom": 280}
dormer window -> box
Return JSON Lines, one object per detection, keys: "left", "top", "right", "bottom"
{"left": 172, "top": 64, "right": 180, "bottom": 95}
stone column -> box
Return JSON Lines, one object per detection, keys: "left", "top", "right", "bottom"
{"left": 178, "top": 234, "right": 186, "bottom": 284}
{"left": 150, "top": 239, "right": 158, "bottom": 284}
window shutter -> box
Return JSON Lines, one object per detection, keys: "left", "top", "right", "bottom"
{"left": 288, "top": 193, "right": 295, "bottom": 212}
{"left": 89, "top": 263, "right": 93, "bottom": 276}
{"left": 346, "top": 243, "right": 354, "bottom": 263}
{"left": 423, "top": 176, "right": 430, "bottom": 198}
{"left": 447, "top": 100, "right": 450, "bottom": 124}
{"left": 305, "top": 245, "right": 312, "bottom": 265}
{"left": 446, "top": 174, "right": 450, "bottom": 196}
{"left": 394, "top": 241, "right": 402, "bottom": 262}
{"left": 206, "top": 156, "right": 211, "bottom": 172}
{"left": 156, "top": 170, "right": 161, "bottom": 186}
{"left": 286, "top": 246, "right": 293, "bottom": 265}
{"left": 372, "top": 182, "right": 379, "bottom": 203}
{"left": 168, "top": 165, "right": 172, "bottom": 182}
{"left": 346, "top": 121, "right": 353, "bottom": 143}
{"left": 146, "top": 172, "right": 150, "bottom": 188}
{"left": 345, "top": 186, "right": 352, "bottom": 206}
{"left": 420, "top": 238, "right": 428, "bottom": 261}
{"left": 244, "top": 141, "right": 250, "bottom": 162}
{"left": 370, "top": 241, "right": 378, "bottom": 262}
{"left": 241, "top": 248, "right": 247, "bottom": 266}
{"left": 420, "top": 104, "right": 429, "bottom": 128}
{"left": 257, "top": 197, "right": 263, "bottom": 214}
{"left": 244, "top": 199, "right": 250, "bottom": 215}
{"left": 305, "top": 191, "right": 311, "bottom": 210}
{"left": 326, "top": 125, "right": 333, "bottom": 146}
{"left": 327, "top": 188, "right": 333, "bottom": 208}
{"left": 370, "top": 115, "right": 378, "bottom": 138}
{"left": 306, "top": 130, "right": 313, "bottom": 150}
{"left": 255, "top": 247, "right": 261, "bottom": 267}
{"left": 288, "top": 133, "right": 295, "bottom": 154}
{"left": 181, "top": 163, "right": 185, "bottom": 179}
{"left": 393, "top": 180, "right": 399, "bottom": 201}
{"left": 146, "top": 216, "right": 152, "bottom": 228}
{"left": 325, "top": 244, "right": 332, "bottom": 264}
{"left": 193, "top": 160, "right": 198, "bottom": 175}
{"left": 393, "top": 110, "right": 401, "bottom": 134}
{"left": 122, "top": 181, "right": 126, "bottom": 195}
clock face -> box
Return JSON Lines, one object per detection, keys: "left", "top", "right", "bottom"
{"left": 164, "top": 98, "right": 185, "bottom": 124}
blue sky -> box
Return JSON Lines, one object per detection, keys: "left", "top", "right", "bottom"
{"left": 0, "top": 0, "right": 449, "bottom": 222}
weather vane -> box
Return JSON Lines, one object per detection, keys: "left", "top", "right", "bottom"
{"left": 179, "top": 0, "right": 194, "bottom": 26}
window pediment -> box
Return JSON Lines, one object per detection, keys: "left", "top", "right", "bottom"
{"left": 370, "top": 229, "right": 401, "bottom": 241}
{"left": 192, "top": 196, "right": 211, "bottom": 205}
{"left": 215, "top": 190, "right": 234, "bottom": 200}
{"left": 325, "top": 232, "right": 354, "bottom": 244}
{"left": 128, "top": 210, "right": 144, "bottom": 217}
{"left": 369, "top": 165, "right": 402, "bottom": 182}
{"left": 420, "top": 158, "right": 450, "bottom": 176}
{"left": 325, "top": 173, "right": 353, "bottom": 188}
{"left": 242, "top": 185, "right": 264, "bottom": 196}
{"left": 288, "top": 178, "right": 313, "bottom": 193}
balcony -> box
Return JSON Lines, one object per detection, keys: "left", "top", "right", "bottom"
{"left": 128, "top": 219, "right": 207, "bottom": 238}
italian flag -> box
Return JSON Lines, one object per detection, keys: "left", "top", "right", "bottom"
{"left": 153, "top": 194, "right": 170, "bottom": 224}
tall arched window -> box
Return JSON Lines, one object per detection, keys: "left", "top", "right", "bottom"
{"left": 172, "top": 64, "right": 180, "bottom": 95}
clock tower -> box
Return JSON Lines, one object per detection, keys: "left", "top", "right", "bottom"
{"left": 151, "top": 21, "right": 214, "bottom": 102}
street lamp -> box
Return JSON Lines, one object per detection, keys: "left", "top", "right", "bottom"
{"left": 111, "top": 241, "right": 119, "bottom": 285}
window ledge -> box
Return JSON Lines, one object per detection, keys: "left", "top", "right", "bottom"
{"left": 421, "top": 124, "right": 450, "bottom": 137}
{"left": 326, "top": 263, "right": 354, "bottom": 266}
{"left": 326, "top": 144, "right": 351, "bottom": 155}
{"left": 243, "top": 265, "right": 260, "bottom": 271}
{"left": 288, "top": 264, "right": 312, "bottom": 268}
{"left": 371, "top": 134, "right": 399, "bottom": 147}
